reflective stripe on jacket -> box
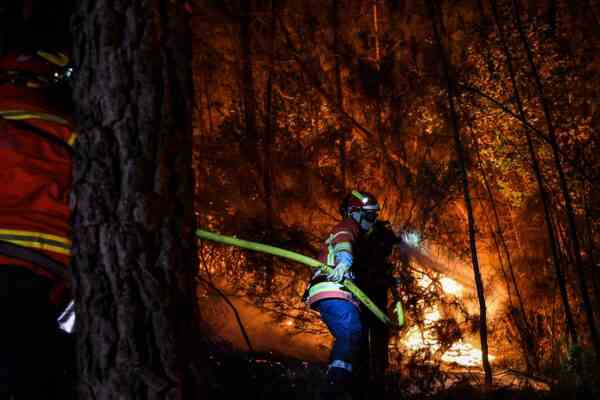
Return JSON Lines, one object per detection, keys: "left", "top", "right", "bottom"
{"left": 0, "top": 69, "right": 73, "bottom": 281}
{"left": 305, "top": 218, "right": 361, "bottom": 308}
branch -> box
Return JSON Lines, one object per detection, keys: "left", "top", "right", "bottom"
{"left": 196, "top": 275, "right": 255, "bottom": 354}
{"left": 277, "top": 13, "right": 418, "bottom": 176}
{"left": 459, "top": 82, "right": 598, "bottom": 184}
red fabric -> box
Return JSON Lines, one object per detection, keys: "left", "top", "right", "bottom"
{"left": 306, "top": 218, "right": 361, "bottom": 308}
{"left": 306, "top": 290, "right": 360, "bottom": 309}
{"left": 0, "top": 85, "right": 73, "bottom": 121}
{"left": 317, "top": 218, "right": 360, "bottom": 264}
{"left": 0, "top": 52, "right": 62, "bottom": 77}
{"left": 0, "top": 74, "right": 72, "bottom": 283}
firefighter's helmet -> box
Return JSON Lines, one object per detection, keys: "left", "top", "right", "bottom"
{"left": 340, "top": 190, "right": 380, "bottom": 220}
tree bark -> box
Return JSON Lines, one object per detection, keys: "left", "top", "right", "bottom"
{"left": 71, "top": 1, "right": 202, "bottom": 399}
{"left": 426, "top": 0, "right": 493, "bottom": 386}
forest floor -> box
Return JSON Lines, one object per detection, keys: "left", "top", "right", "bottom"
{"left": 203, "top": 342, "right": 591, "bottom": 400}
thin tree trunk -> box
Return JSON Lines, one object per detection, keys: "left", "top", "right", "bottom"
{"left": 71, "top": 2, "right": 202, "bottom": 398}
{"left": 240, "top": 0, "right": 258, "bottom": 163}
{"left": 509, "top": 209, "right": 525, "bottom": 255}
{"left": 263, "top": 0, "right": 277, "bottom": 229}
{"left": 548, "top": 0, "right": 557, "bottom": 35}
{"left": 582, "top": 184, "right": 600, "bottom": 315}
{"left": 426, "top": 0, "right": 493, "bottom": 386}
{"left": 490, "top": 0, "right": 579, "bottom": 345}
{"left": 511, "top": 0, "right": 600, "bottom": 360}
{"left": 372, "top": 1, "right": 402, "bottom": 192}
{"left": 196, "top": 275, "right": 254, "bottom": 354}
{"left": 332, "top": 0, "right": 347, "bottom": 191}
{"left": 258, "top": 0, "right": 278, "bottom": 293}
{"left": 203, "top": 72, "right": 214, "bottom": 136}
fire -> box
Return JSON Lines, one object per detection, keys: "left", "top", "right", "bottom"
{"left": 440, "top": 277, "right": 462, "bottom": 295}
{"left": 402, "top": 276, "right": 494, "bottom": 367}
{"left": 402, "top": 307, "right": 495, "bottom": 367}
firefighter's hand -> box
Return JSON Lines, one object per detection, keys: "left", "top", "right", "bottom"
{"left": 327, "top": 261, "right": 351, "bottom": 282}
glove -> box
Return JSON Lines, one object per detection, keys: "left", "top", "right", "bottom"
{"left": 327, "top": 251, "right": 353, "bottom": 282}
{"left": 327, "top": 261, "right": 351, "bottom": 282}
{"left": 327, "top": 251, "right": 352, "bottom": 282}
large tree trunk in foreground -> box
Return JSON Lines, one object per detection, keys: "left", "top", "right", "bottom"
{"left": 71, "top": 1, "right": 202, "bottom": 399}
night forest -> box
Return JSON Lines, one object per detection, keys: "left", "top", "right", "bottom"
{"left": 1, "top": 0, "right": 599, "bottom": 399}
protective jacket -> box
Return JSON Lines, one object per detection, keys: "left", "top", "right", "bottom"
{"left": 304, "top": 218, "right": 361, "bottom": 308}
{"left": 0, "top": 51, "right": 74, "bottom": 301}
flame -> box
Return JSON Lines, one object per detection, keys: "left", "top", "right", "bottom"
{"left": 402, "top": 307, "right": 495, "bottom": 367}
{"left": 441, "top": 342, "right": 495, "bottom": 367}
{"left": 440, "top": 277, "right": 462, "bottom": 295}
{"left": 402, "top": 275, "right": 494, "bottom": 367}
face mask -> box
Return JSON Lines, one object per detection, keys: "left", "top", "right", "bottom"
{"left": 360, "top": 218, "right": 374, "bottom": 231}
{"left": 351, "top": 211, "right": 377, "bottom": 231}
{"left": 363, "top": 211, "right": 378, "bottom": 223}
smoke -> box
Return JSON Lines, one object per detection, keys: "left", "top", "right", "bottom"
{"left": 200, "top": 293, "right": 329, "bottom": 363}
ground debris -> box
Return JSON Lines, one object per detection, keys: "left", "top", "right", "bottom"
{"left": 202, "top": 341, "right": 563, "bottom": 399}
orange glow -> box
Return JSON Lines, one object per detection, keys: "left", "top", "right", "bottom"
{"left": 403, "top": 274, "right": 493, "bottom": 367}
{"left": 402, "top": 306, "right": 495, "bottom": 367}
{"left": 440, "top": 277, "right": 462, "bottom": 295}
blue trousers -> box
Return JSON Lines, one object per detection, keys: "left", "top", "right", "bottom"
{"left": 315, "top": 298, "right": 363, "bottom": 365}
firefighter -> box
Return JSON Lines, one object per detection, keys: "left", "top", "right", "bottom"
{"left": 0, "top": 3, "right": 75, "bottom": 395}
{"left": 353, "top": 219, "right": 400, "bottom": 400}
{"left": 304, "top": 190, "right": 381, "bottom": 399}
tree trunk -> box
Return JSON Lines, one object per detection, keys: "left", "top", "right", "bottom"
{"left": 263, "top": 0, "right": 277, "bottom": 230}
{"left": 511, "top": 0, "right": 600, "bottom": 360}
{"left": 71, "top": 2, "right": 203, "bottom": 399}
{"left": 332, "top": 0, "right": 347, "bottom": 191}
{"left": 426, "top": 0, "right": 493, "bottom": 386}
{"left": 582, "top": 184, "right": 600, "bottom": 315}
{"left": 240, "top": 0, "right": 259, "bottom": 164}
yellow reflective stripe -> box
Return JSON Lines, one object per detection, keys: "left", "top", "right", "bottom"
{"left": 308, "top": 282, "right": 345, "bottom": 298}
{"left": 0, "top": 110, "right": 70, "bottom": 126}
{"left": 37, "top": 51, "right": 70, "bottom": 67}
{"left": 327, "top": 243, "right": 335, "bottom": 266}
{"left": 0, "top": 229, "right": 71, "bottom": 245}
{"left": 0, "top": 229, "right": 71, "bottom": 256}
{"left": 0, "top": 239, "right": 70, "bottom": 256}
{"left": 333, "top": 242, "right": 352, "bottom": 253}
{"left": 67, "top": 132, "right": 78, "bottom": 146}
{"left": 352, "top": 190, "right": 366, "bottom": 201}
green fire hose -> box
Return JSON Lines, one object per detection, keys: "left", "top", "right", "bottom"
{"left": 196, "top": 229, "right": 404, "bottom": 327}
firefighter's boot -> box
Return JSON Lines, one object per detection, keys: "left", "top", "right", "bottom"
{"left": 320, "top": 364, "right": 354, "bottom": 400}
